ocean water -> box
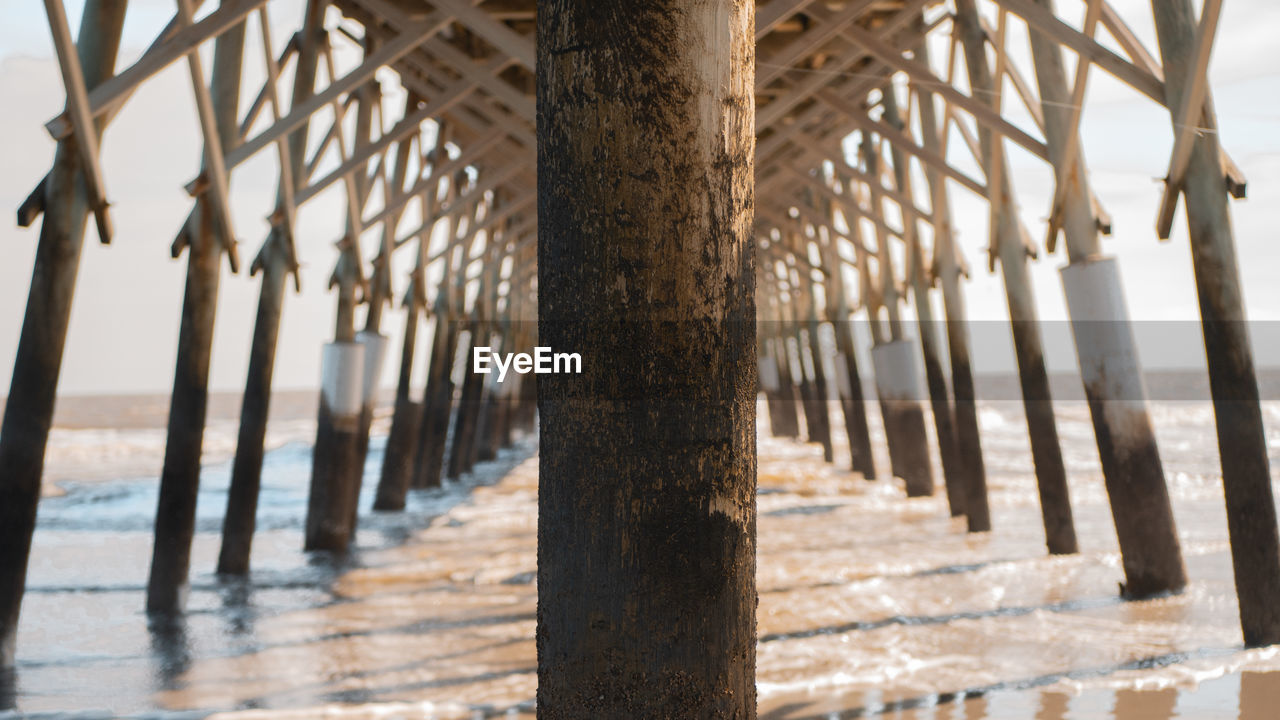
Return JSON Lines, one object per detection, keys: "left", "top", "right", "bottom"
{"left": 4, "top": 380, "right": 1280, "bottom": 719}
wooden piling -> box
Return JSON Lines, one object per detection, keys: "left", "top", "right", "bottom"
{"left": 217, "top": 237, "right": 287, "bottom": 575}
{"left": 536, "top": 0, "right": 757, "bottom": 714}
{"left": 372, "top": 290, "right": 424, "bottom": 511}
{"left": 216, "top": 2, "right": 324, "bottom": 575}
{"left": 882, "top": 89, "right": 965, "bottom": 513}
{"left": 813, "top": 202, "right": 876, "bottom": 479}
{"left": 1026, "top": 0, "right": 1171, "bottom": 561}
{"left": 147, "top": 22, "right": 245, "bottom": 614}
{"left": 0, "top": 0, "right": 126, "bottom": 666}
{"left": 305, "top": 246, "right": 364, "bottom": 553}
{"left": 954, "top": 0, "right": 1073, "bottom": 536}
{"left": 910, "top": 44, "right": 983, "bottom": 520}
{"left": 862, "top": 144, "right": 934, "bottom": 498}
{"left": 804, "top": 319, "right": 834, "bottom": 463}
{"left": 411, "top": 290, "right": 458, "bottom": 489}
{"left": 762, "top": 270, "right": 802, "bottom": 439}
{"left": 1151, "top": 0, "right": 1279, "bottom": 639}
{"left": 446, "top": 321, "right": 483, "bottom": 479}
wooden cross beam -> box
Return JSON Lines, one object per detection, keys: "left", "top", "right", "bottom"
{"left": 756, "top": 0, "right": 932, "bottom": 132}
{"left": 43, "top": 0, "right": 242, "bottom": 140}
{"left": 838, "top": 20, "right": 1049, "bottom": 162}
{"left": 990, "top": 0, "right": 1164, "bottom": 103}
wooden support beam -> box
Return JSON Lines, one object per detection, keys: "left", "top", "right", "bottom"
{"left": 427, "top": 0, "right": 534, "bottom": 69}
{"left": 212, "top": 6, "right": 457, "bottom": 180}
{"left": 1151, "top": 0, "right": 1280, "bottom": 646}
{"left": 756, "top": 0, "right": 931, "bottom": 131}
{"left": 177, "top": 0, "right": 240, "bottom": 273}
{"left": 990, "top": 0, "right": 1165, "bottom": 103}
{"left": 1155, "top": 0, "right": 1222, "bottom": 240}
{"left": 254, "top": 7, "right": 299, "bottom": 274}
{"left": 42, "top": 0, "right": 113, "bottom": 245}
{"left": 295, "top": 73, "right": 503, "bottom": 205}
{"left": 757, "top": 0, "right": 876, "bottom": 87}
{"left": 1040, "top": 0, "right": 1102, "bottom": 253}
{"left": 839, "top": 21, "right": 1050, "bottom": 162}
{"left": 367, "top": 134, "right": 518, "bottom": 230}
{"left": 817, "top": 88, "right": 989, "bottom": 197}
{"left": 756, "top": 0, "right": 818, "bottom": 39}
{"left": 43, "top": 0, "right": 250, "bottom": 139}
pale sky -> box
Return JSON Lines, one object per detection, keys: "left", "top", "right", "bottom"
{"left": 1, "top": 0, "right": 1279, "bottom": 395}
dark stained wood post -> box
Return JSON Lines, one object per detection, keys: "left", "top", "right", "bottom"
{"left": 218, "top": 234, "right": 289, "bottom": 573}
{"left": 449, "top": 233, "right": 501, "bottom": 478}
{"left": 953, "top": 0, "right": 1078, "bottom": 538}
{"left": 766, "top": 269, "right": 802, "bottom": 440}
{"left": 797, "top": 236, "right": 834, "bottom": 462}
{"left": 537, "top": 0, "right": 757, "bottom": 715}
{"left": 0, "top": 0, "right": 127, "bottom": 666}
{"left": 342, "top": 63, "right": 384, "bottom": 537}
{"left": 813, "top": 199, "right": 875, "bottom": 479}
{"left": 372, "top": 277, "right": 425, "bottom": 511}
{"left": 882, "top": 88, "right": 964, "bottom": 513}
{"left": 910, "top": 41, "right": 983, "bottom": 519}
{"left": 411, "top": 290, "right": 458, "bottom": 489}
{"left": 446, "top": 318, "right": 484, "bottom": 479}
{"left": 375, "top": 136, "right": 442, "bottom": 509}
{"left": 758, "top": 267, "right": 801, "bottom": 439}
{"left": 474, "top": 235, "right": 511, "bottom": 463}
{"left": 147, "top": 19, "right": 245, "bottom": 614}
{"left": 1026, "top": 0, "right": 1162, "bottom": 560}
{"left": 784, "top": 275, "right": 821, "bottom": 446}
{"left": 217, "top": 1, "right": 324, "bottom": 575}
{"left": 862, "top": 142, "right": 934, "bottom": 498}
{"left": 804, "top": 316, "right": 834, "bottom": 463}
{"left": 305, "top": 242, "right": 365, "bottom": 553}
{"left": 411, "top": 188, "right": 466, "bottom": 489}
{"left": 1151, "top": 0, "right": 1280, "bottom": 643}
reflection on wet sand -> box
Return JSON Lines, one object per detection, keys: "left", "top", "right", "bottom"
{"left": 10, "top": 401, "right": 1280, "bottom": 718}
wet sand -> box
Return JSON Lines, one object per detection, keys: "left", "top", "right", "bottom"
{"left": 7, "top": 391, "right": 1280, "bottom": 718}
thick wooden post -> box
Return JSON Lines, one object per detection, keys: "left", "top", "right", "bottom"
{"left": 305, "top": 247, "right": 364, "bottom": 553}
{"left": 1027, "top": 0, "right": 1166, "bottom": 561}
{"left": 372, "top": 291, "right": 424, "bottom": 511}
{"left": 804, "top": 317, "right": 834, "bottom": 463}
{"left": 217, "top": 237, "right": 288, "bottom": 573}
{"left": 0, "top": 0, "right": 126, "bottom": 666}
{"left": 882, "top": 89, "right": 964, "bottom": 513}
{"left": 147, "top": 20, "right": 245, "bottom": 614}
{"left": 474, "top": 248, "right": 509, "bottom": 463}
{"left": 411, "top": 288, "right": 459, "bottom": 489}
{"left": 954, "top": 0, "right": 1075, "bottom": 537}
{"left": 217, "top": 0, "right": 324, "bottom": 575}
{"left": 446, "top": 319, "right": 484, "bottom": 479}
{"left": 911, "top": 43, "right": 984, "bottom": 519}
{"left": 796, "top": 246, "right": 834, "bottom": 462}
{"left": 1151, "top": 0, "right": 1280, "bottom": 642}
{"left": 853, "top": 227, "right": 908, "bottom": 481}
{"left": 759, "top": 274, "right": 800, "bottom": 439}
{"left": 537, "top": 0, "right": 757, "bottom": 715}
{"left": 863, "top": 145, "right": 934, "bottom": 498}
{"left": 815, "top": 208, "right": 876, "bottom": 479}
{"left": 764, "top": 269, "right": 801, "bottom": 438}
